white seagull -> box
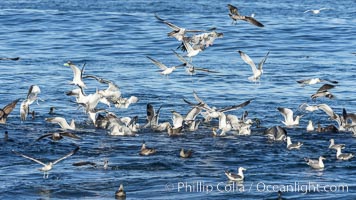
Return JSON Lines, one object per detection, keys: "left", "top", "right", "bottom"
{"left": 304, "top": 8, "right": 330, "bottom": 14}
{"left": 45, "top": 117, "right": 76, "bottom": 130}
{"left": 12, "top": 146, "right": 79, "bottom": 178}
{"left": 335, "top": 147, "right": 354, "bottom": 161}
{"left": 147, "top": 56, "right": 184, "bottom": 76}
{"left": 286, "top": 136, "right": 303, "bottom": 150}
{"left": 64, "top": 61, "right": 86, "bottom": 88}
{"left": 277, "top": 107, "right": 302, "bottom": 127}
{"left": 225, "top": 167, "right": 246, "bottom": 181}
{"left": 238, "top": 50, "right": 269, "bottom": 83}
{"left": 305, "top": 156, "right": 325, "bottom": 169}
{"left": 329, "top": 139, "right": 345, "bottom": 150}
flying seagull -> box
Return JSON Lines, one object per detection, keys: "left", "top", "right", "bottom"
{"left": 228, "top": 4, "right": 264, "bottom": 27}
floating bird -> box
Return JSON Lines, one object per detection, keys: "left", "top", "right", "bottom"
{"left": 227, "top": 4, "right": 264, "bottom": 27}
{"left": 297, "top": 78, "right": 338, "bottom": 85}
{"left": 64, "top": 61, "right": 86, "bottom": 88}
{"left": 329, "top": 139, "right": 345, "bottom": 150}
{"left": 115, "top": 184, "right": 126, "bottom": 198}
{"left": 238, "top": 50, "right": 269, "bottom": 82}
{"left": 139, "top": 141, "right": 156, "bottom": 156}
{"left": 304, "top": 8, "right": 330, "bottom": 14}
{"left": 307, "top": 120, "right": 314, "bottom": 132}
{"left": 12, "top": 146, "right": 80, "bottom": 178}
{"left": 335, "top": 147, "right": 354, "bottom": 161}
{"left": 35, "top": 132, "right": 81, "bottom": 142}
{"left": 225, "top": 167, "right": 246, "bottom": 181}
{"left": 304, "top": 156, "right": 325, "bottom": 169}
{"left": 0, "top": 99, "right": 20, "bottom": 124}
{"left": 45, "top": 117, "right": 76, "bottom": 130}
{"left": 146, "top": 56, "right": 184, "bottom": 76}
{"left": 277, "top": 107, "right": 302, "bottom": 127}
{"left": 180, "top": 148, "right": 193, "bottom": 158}
{"left": 286, "top": 136, "right": 303, "bottom": 150}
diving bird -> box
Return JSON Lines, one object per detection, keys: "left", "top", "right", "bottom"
{"left": 0, "top": 99, "right": 20, "bottom": 124}
{"left": 238, "top": 50, "right": 269, "bottom": 82}
{"left": 304, "top": 156, "right": 325, "bottom": 169}
{"left": 12, "top": 146, "right": 80, "bottom": 178}
{"left": 277, "top": 107, "right": 302, "bottom": 127}
{"left": 147, "top": 56, "right": 184, "bottom": 76}
{"left": 228, "top": 4, "right": 264, "bottom": 27}
{"left": 225, "top": 167, "right": 246, "bottom": 181}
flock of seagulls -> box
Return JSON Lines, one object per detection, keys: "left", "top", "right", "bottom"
{"left": 1, "top": 3, "right": 353, "bottom": 199}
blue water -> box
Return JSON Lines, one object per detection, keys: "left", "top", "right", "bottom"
{"left": 0, "top": 0, "right": 355, "bottom": 199}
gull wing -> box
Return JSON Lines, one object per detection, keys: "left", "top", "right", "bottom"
{"left": 238, "top": 50, "right": 258, "bottom": 76}
{"left": 83, "top": 75, "right": 111, "bottom": 84}
{"left": 317, "top": 84, "right": 335, "bottom": 92}
{"left": 194, "top": 67, "right": 219, "bottom": 73}
{"left": 304, "top": 10, "right": 312, "bottom": 13}
{"left": 171, "top": 111, "right": 184, "bottom": 128}
{"left": 258, "top": 51, "right": 270, "bottom": 70}
{"left": 243, "top": 16, "right": 264, "bottom": 27}
{"left": 146, "top": 56, "right": 168, "bottom": 70}
{"left": 218, "top": 99, "right": 252, "bottom": 113}
{"left": 154, "top": 13, "right": 180, "bottom": 31}
{"left": 1, "top": 98, "right": 20, "bottom": 117}
{"left": 45, "top": 117, "right": 69, "bottom": 128}
{"left": 172, "top": 49, "right": 188, "bottom": 64}
{"left": 12, "top": 150, "right": 46, "bottom": 166}
{"left": 53, "top": 146, "right": 80, "bottom": 165}
{"left": 146, "top": 103, "right": 155, "bottom": 122}
{"left": 317, "top": 104, "right": 337, "bottom": 119}
{"left": 277, "top": 107, "right": 294, "bottom": 123}
{"left": 321, "top": 79, "right": 338, "bottom": 84}
{"left": 182, "top": 39, "right": 194, "bottom": 54}
{"left": 227, "top": 4, "right": 239, "bottom": 15}
{"left": 185, "top": 107, "right": 201, "bottom": 121}
{"left": 72, "top": 161, "right": 97, "bottom": 167}
{"left": 61, "top": 132, "right": 81, "bottom": 139}
{"left": 35, "top": 133, "right": 53, "bottom": 142}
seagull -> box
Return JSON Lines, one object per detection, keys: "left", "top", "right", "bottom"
{"left": 311, "top": 84, "right": 335, "bottom": 100}
{"left": 154, "top": 14, "right": 203, "bottom": 42}
{"left": 64, "top": 61, "right": 86, "bottom": 88}
{"left": 329, "top": 139, "right": 345, "bottom": 150}
{"left": 0, "top": 99, "right": 20, "bottom": 124}
{"left": 182, "top": 38, "right": 204, "bottom": 61}
{"left": 335, "top": 147, "right": 354, "bottom": 160}
{"left": 72, "top": 160, "right": 108, "bottom": 169}
{"left": 172, "top": 49, "right": 218, "bottom": 75}
{"left": 286, "top": 136, "right": 303, "bottom": 150}
{"left": 35, "top": 132, "right": 81, "bottom": 142}
{"left": 306, "top": 120, "right": 314, "bottom": 132}
{"left": 115, "top": 184, "right": 126, "bottom": 198}
{"left": 45, "top": 117, "right": 76, "bottom": 130}
{"left": 180, "top": 148, "right": 193, "bottom": 158}
{"left": 225, "top": 167, "right": 246, "bottom": 181}
{"left": 304, "top": 8, "right": 330, "bottom": 14}
{"left": 304, "top": 156, "right": 325, "bottom": 169}
{"left": 227, "top": 4, "right": 264, "bottom": 27}
{"left": 277, "top": 107, "right": 302, "bottom": 127}
{"left": 296, "top": 78, "right": 338, "bottom": 85}
{"left": 139, "top": 141, "right": 156, "bottom": 156}
{"left": 12, "top": 146, "right": 80, "bottom": 178}
{"left": 20, "top": 85, "right": 41, "bottom": 121}
{"left": 238, "top": 50, "right": 270, "bottom": 82}
{"left": 146, "top": 56, "right": 184, "bottom": 76}
{"left": 144, "top": 103, "right": 162, "bottom": 128}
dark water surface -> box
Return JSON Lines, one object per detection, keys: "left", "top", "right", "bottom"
{"left": 0, "top": 0, "right": 355, "bottom": 199}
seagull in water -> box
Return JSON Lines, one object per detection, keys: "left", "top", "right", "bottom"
{"left": 139, "top": 141, "right": 156, "bottom": 156}
{"left": 277, "top": 107, "right": 302, "bottom": 127}
{"left": 0, "top": 99, "right": 20, "bottom": 124}
{"left": 227, "top": 4, "right": 264, "bottom": 27}
{"left": 238, "top": 50, "right": 269, "bottom": 83}
{"left": 115, "top": 184, "right": 126, "bottom": 198}
{"left": 12, "top": 146, "right": 80, "bottom": 178}
{"left": 225, "top": 167, "right": 246, "bottom": 181}
{"left": 35, "top": 132, "right": 81, "bottom": 142}
{"left": 180, "top": 148, "right": 193, "bottom": 158}
{"left": 304, "top": 8, "right": 330, "bottom": 14}
{"left": 329, "top": 139, "right": 345, "bottom": 150}
{"left": 146, "top": 56, "right": 184, "bottom": 76}
{"left": 304, "top": 156, "right": 325, "bottom": 169}
{"left": 286, "top": 136, "right": 303, "bottom": 150}
{"left": 335, "top": 146, "right": 354, "bottom": 161}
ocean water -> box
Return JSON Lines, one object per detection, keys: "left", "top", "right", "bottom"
{"left": 0, "top": 0, "right": 355, "bottom": 199}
